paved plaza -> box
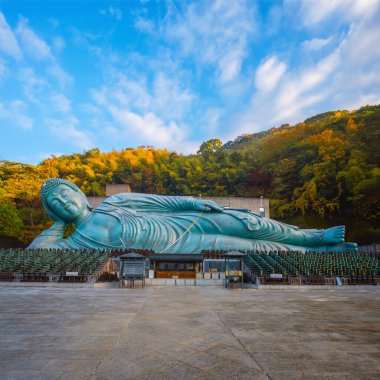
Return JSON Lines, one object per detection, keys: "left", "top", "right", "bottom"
{"left": 0, "top": 286, "right": 379, "bottom": 380}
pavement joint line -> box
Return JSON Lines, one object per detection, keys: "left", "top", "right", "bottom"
{"left": 86, "top": 288, "right": 153, "bottom": 380}
{"left": 208, "top": 295, "right": 271, "bottom": 380}
{"left": 152, "top": 348, "right": 214, "bottom": 375}
{"left": 1, "top": 286, "right": 379, "bottom": 379}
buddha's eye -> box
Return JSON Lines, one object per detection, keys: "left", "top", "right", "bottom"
{"left": 61, "top": 189, "right": 68, "bottom": 198}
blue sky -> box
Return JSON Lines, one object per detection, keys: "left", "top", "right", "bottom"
{"left": 0, "top": 0, "right": 379, "bottom": 164}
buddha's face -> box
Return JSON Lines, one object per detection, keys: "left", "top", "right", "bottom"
{"left": 46, "top": 184, "right": 87, "bottom": 222}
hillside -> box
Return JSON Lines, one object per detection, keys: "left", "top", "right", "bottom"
{"left": 0, "top": 105, "right": 379, "bottom": 245}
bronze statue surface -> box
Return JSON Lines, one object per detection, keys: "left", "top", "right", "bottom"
{"left": 28, "top": 178, "right": 357, "bottom": 253}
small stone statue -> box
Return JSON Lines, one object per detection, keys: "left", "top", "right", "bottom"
{"left": 28, "top": 178, "right": 357, "bottom": 252}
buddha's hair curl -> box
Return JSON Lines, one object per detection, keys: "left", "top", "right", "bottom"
{"left": 41, "top": 178, "right": 91, "bottom": 221}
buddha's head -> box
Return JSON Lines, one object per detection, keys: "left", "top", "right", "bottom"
{"left": 41, "top": 178, "right": 91, "bottom": 223}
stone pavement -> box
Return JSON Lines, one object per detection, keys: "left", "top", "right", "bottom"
{"left": 0, "top": 286, "right": 379, "bottom": 380}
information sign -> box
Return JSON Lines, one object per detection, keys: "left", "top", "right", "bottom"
{"left": 66, "top": 272, "right": 79, "bottom": 276}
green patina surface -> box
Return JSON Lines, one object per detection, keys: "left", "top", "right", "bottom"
{"left": 28, "top": 178, "right": 357, "bottom": 253}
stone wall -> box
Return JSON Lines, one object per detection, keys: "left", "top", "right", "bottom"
{"left": 106, "top": 184, "right": 131, "bottom": 196}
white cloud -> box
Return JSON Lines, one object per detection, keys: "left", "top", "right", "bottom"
{"left": 17, "top": 63, "right": 72, "bottom": 113}
{"left": 49, "top": 93, "right": 71, "bottom": 113}
{"left": 47, "top": 62, "right": 73, "bottom": 88}
{"left": 0, "top": 58, "right": 7, "bottom": 80}
{"left": 266, "top": 5, "right": 283, "bottom": 36}
{"left": 109, "top": 107, "right": 188, "bottom": 149}
{"left": 235, "top": 0, "right": 380, "bottom": 137}
{"left": 16, "top": 17, "right": 52, "bottom": 60}
{"left": 92, "top": 71, "right": 194, "bottom": 122}
{"left": 164, "top": 0, "right": 257, "bottom": 84}
{"left": 81, "top": 103, "right": 102, "bottom": 116}
{"left": 302, "top": 37, "right": 332, "bottom": 51}
{"left": 38, "top": 152, "right": 64, "bottom": 161}
{"left": 232, "top": 48, "right": 341, "bottom": 136}
{"left": 89, "top": 66, "right": 195, "bottom": 151}
{"left": 134, "top": 17, "right": 154, "bottom": 33}
{"left": 327, "top": 20, "right": 380, "bottom": 109}
{"left": 47, "top": 117, "right": 94, "bottom": 150}
{"left": 109, "top": 7, "right": 122, "bottom": 20}
{"left": 100, "top": 6, "right": 122, "bottom": 20}
{"left": 52, "top": 36, "right": 65, "bottom": 53}
{"left": 4, "top": 15, "right": 73, "bottom": 100}
{"left": 2, "top": 0, "right": 378, "bottom": 163}
{"left": 152, "top": 73, "right": 193, "bottom": 119}
{"left": 255, "top": 56, "right": 287, "bottom": 93}
{"left": 0, "top": 100, "right": 33, "bottom": 129}
{"left": 203, "top": 107, "right": 224, "bottom": 135}
{"left": 219, "top": 50, "right": 244, "bottom": 83}
{"left": 282, "top": 50, "right": 338, "bottom": 100}
{"left": 263, "top": 50, "right": 339, "bottom": 123}
{"left": 341, "top": 21, "right": 380, "bottom": 64}
{"left": 91, "top": 88, "right": 107, "bottom": 106}
{"left": 18, "top": 67, "right": 48, "bottom": 104}
{"left": 296, "top": 0, "right": 380, "bottom": 25}
{"left": 0, "top": 12, "right": 22, "bottom": 59}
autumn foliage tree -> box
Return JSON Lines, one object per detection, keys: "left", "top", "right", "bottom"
{"left": 0, "top": 105, "right": 379, "bottom": 245}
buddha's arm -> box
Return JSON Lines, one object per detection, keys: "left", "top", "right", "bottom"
{"left": 103, "top": 193, "right": 223, "bottom": 213}
{"left": 27, "top": 222, "right": 66, "bottom": 248}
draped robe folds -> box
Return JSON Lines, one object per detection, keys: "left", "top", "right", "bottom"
{"left": 28, "top": 193, "right": 351, "bottom": 252}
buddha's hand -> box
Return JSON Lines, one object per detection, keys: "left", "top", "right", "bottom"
{"left": 190, "top": 199, "right": 224, "bottom": 212}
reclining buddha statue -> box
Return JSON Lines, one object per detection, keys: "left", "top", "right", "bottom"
{"left": 28, "top": 178, "right": 357, "bottom": 253}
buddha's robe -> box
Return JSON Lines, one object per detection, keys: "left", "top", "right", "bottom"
{"left": 28, "top": 193, "right": 353, "bottom": 252}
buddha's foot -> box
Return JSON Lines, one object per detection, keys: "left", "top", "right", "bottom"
{"left": 343, "top": 242, "right": 357, "bottom": 250}
{"left": 330, "top": 242, "right": 358, "bottom": 252}
{"left": 322, "top": 226, "right": 345, "bottom": 245}
{"left": 312, "top": 242, "right": 358, "bottom": 252}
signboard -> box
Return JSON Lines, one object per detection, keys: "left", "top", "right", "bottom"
{"left": 226, "top": 270, "right": 242, "bottom": 276}
{"left": 66, "top": 272, "right": 79, "bottom": 276}
{"left": 270, "top": 273, "right": 283, "bottom": 279}
{"left": 172, "top": 276, "right": 179, "bottom": 279}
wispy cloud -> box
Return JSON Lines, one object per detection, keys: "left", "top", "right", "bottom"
{"left": 89, "top": 68, "right": 195, "bottom": 151}
{"left": 99, "top": 6, "right": 122, "bottom": 21}
{"left": 109, "top": 107, "right": 187, "bottom": 148}
{"left": 296, "top": 0, "right": 379, "bottom": 26}
{"left": 0, "top": 11, "right": 82, "bottom": 160}
{"left": 163, "top": 0, "right": 257, "bottom": 85}
{"left": 16, "top": 17, "right": 52, "bottom": 61}
{"left": 46, "top": 117, "right": 94, "bottom": 150}
{"left": 1, "top": 1, "right": 380, "bottom": 163}
{"left": 0, "top": 13, "right": 22, "bottom": 59}
{"left": 49, "top": 93, "right": 71, "bottom": 113}
{"left": 134, "top": 16, "right": 154, "bottom": 33}
{"left": 255, "top": 56, "right": 287, "bottom": 93}
{"left": 302, "top": 37, "right": 332, "bottom": 51}
{"left": 52, "top": 36, "right": 65, "bottom": 53}
{"left": 0, "top": 100, "right": 33, "bottom": 130}
{"left": 231, "top": 0, "right": 380, "bottom": 136}
{"left": 18, "top": 67, "right": 49, "bottom": 104}
{"left": 91, "top": 70, "right": 193, "bottom": 121}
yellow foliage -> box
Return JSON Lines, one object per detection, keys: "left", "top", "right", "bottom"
{"left": 306, "top": 129, "right": 346, "bottom": 161}
{"left": 347, "top": 116, "right": 358, "bottom": 131}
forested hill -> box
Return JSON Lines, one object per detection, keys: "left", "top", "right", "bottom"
{"left": 0, "top": 105, "right": 379, "bottom": 245}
